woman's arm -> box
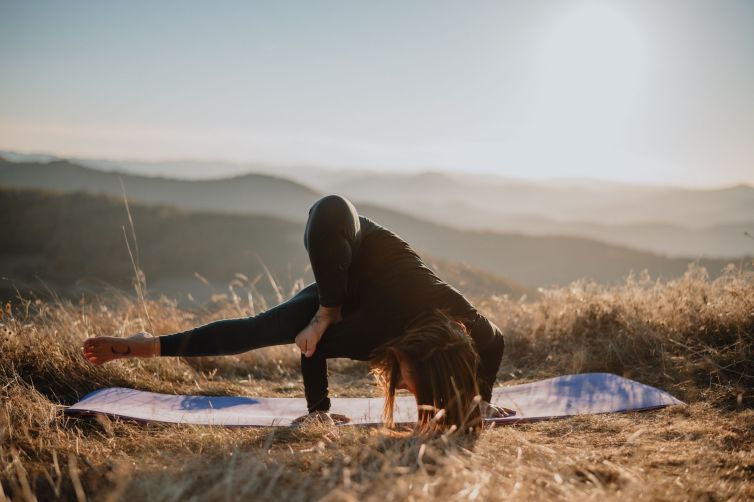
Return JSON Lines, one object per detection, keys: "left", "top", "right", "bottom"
{"left": 294, "top": 304, "right": 342, "bottom": 357}
{"left": 82, "top": 332, "right": 160, "bottom": 365}
{"left": 466, "top": 313, "right": 505, "bottom": 403}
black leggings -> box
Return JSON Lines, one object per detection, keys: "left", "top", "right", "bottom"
{"left": 159, "top": 281, "right": 338, "bottom": 412}
{"left": 159, "top": 281, "right": 320, "bottom": 357}
{"left": 159, "top": 280, "right": 363, "bottom": 412}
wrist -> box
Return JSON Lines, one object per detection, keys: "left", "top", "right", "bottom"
{"left": 318, "top": 305, "right": 342, "bottom": 322}
{"left": 132, "top": 336, "right": 160, "bottom": 358}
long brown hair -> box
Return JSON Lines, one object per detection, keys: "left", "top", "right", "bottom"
{"left": 370, "top": 308, "right": 483, "bottom": 433}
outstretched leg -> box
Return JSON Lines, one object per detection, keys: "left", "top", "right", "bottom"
{"left": 82, "top": 282, "right": 320, "bottom": 365}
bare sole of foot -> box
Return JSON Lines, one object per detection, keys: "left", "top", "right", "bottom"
{"left": 291, "top": 412, "right": 351, "bottom": 427}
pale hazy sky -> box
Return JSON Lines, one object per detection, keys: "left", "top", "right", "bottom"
{"left": 1, "top": 0, "right": 753, "bottom": 186}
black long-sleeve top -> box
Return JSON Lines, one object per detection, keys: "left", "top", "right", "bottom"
{"left": 161, "top": 194, "right": 505, "bottom": 412}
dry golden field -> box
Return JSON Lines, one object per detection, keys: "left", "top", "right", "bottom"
{"left": 1, "top": 265, "right": 752, "bottom": 501}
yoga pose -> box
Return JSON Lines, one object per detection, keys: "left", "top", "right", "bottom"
{"left": 83, "top": 195, "right": 507, "bottom": 430}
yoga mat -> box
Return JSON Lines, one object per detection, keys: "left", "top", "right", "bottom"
{"left": 64, "top": 373, "right": 684, "bottom": 427}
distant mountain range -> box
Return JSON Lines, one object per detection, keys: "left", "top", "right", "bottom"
{"left": 3, "top": 151, "right": 752, "bottom": 258}
{"left": 325, "top": 172, "right": 754, "bottom": 258}
{"left": 0, "top": 187, "right": 529, "bottom": 303}
{"left": 1, "top": 157, "right": 746, "bottom": 296}
{"left": 326, "top": 170, "right": 754, "bottom": 226}
{"left": 0, "top": 157, "right": 320, "bottom": 222}
{"left": 362, "top": 197, "right": 754, "bottom": 259}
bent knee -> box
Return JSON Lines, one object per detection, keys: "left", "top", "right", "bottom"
{"left": 304, "top": 194, "right": 360, "bottom": 247}
{"left": 308, "top": 194, "right": 353, "bottom": 217}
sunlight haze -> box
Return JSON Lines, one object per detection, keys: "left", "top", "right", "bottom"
{"left": 1, "top": 0, "right": 753, "bottom": 187}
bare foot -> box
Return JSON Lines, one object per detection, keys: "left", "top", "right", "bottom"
{"left": 291, "top": 411, "right": 351, "bottom": 426}
{"left": 82, "top": 332, "right": 157, "bottom": 365}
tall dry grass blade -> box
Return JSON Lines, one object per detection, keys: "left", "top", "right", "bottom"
{"left": 51, "top": 450, "right": 62, "bottom": 498}
{"left": 228, "top": 278, "right": 246, "bottom": 316}
{"left": 249, "top": 273, "right": 270, "bottom": 312}
{"left": 256, "top": 254, "right": 284, "bottom": 305}
{"left": 118, "top": 177, "right": 140, "bottom": 266}
{"left": 193, "top": 272, "right": 216, "bottom": 293}
{"left": 119, "top": 178, "right": 152, "bottom": 333}
{"left": 67, "top": 453, "right": 86, "bottom": 502}
{"left": 11, "top": 447, "right": 36, "bottom": 502}
{"left": 121, "top": 226, "right": 152, "bottom": 333}
{"left": 247, "top": 289, "right": 255, "bottom": 317}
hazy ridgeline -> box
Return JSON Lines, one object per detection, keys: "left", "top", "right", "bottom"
{"left": 3, "top": 155, "right": 754, "bottom": 258}
{"left": 1, "top": 264, "right": 752, "bottom": 500}
{"left": 0, "top": 187, "right": 530, "bottom": 304}
{"left": 2, "top": 156, "right": 751, "bottom": 301}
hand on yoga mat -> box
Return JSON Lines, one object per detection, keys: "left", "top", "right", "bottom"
{"left": 82, "top": 332, "right": 159, "bottom": 365}
{"left": 295, "top": 305, "right": 342, "bottom": 357}
{"left": 481, "top": 402, "right": 516, "bottom": 418}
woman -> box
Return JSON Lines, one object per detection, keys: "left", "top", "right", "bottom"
{"left": 83, "top": 194, "right": 507, "bottom": 431}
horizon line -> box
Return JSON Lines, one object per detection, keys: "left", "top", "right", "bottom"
{"left": 1, "top": 146, "right": 752, "bottom": 192}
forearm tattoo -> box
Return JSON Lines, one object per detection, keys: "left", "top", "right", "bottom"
{"left": 111, "top": 345, "right": 131, "bottom": 355}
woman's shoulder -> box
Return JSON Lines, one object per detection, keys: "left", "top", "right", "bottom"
{"left": 358, "top": 215, "right": 382, "bottom": 236}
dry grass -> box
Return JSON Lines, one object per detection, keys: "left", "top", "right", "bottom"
{"left": 1, "top": 265, "right": 752, "bottom": 501}
{"left": 480, "top": 264, "right": 754, "bottom": 407}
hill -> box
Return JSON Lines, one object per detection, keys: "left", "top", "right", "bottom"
{"left": 0, "top": 187, "right": 529, "bottom": 303}
{"left": 0, "top": 157, "right": 321, "bottom": 222}
{"left": 1, "top": 259, "right": 751, "bottom": 500}
{"left": 1, "top": 158, "right": 748, "bottom": 287}
{"left": 4, "top": 154, "right": 753, "bottom": 258}
{"left": 325, "top": 172, "right": 754, "bottom": 257}
{"left": 389, "top": 201, "right": 754, "bottom": 258}
{"left": 354, "top": 203, "right": 742, "bottom": 287}
{"left": 325, "top": 170, "right": 754, "bottom": 228}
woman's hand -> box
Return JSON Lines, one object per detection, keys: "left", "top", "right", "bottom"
{"left": 295, "top": 305, "right": 342, "bottom": 357}
{"left": 82, "top": 331, "right": 159, "bottom": 365}
{"left": 291, "top": 411, "right": 351, "bottom": 426}
{"left": 481, "top": 402, "right": 516, "bottom": 418}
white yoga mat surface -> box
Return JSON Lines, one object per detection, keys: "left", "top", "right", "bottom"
{"left": 64, "top": 373, "right": 684, "bottom": 427}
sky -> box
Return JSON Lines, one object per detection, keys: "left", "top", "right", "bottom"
{"left": 1, "top": 0, "right": 753, "bottom": 187}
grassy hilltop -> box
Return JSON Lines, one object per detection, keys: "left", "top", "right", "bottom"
{"left": 1, "top": 265, "right": 752, "bottom": 500}
{"left": 1, "top": 161, "right": 752, "bottom": 500}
